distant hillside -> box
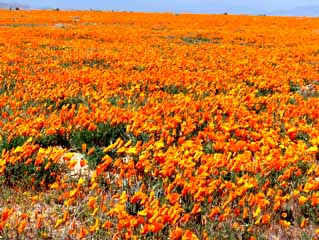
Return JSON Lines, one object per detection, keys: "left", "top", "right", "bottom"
{"left": 0, "top": 2, "right": 318, "bottom": 17}
{"left": 271, "top": 5, "right": 319, "bottom": 17}
{"left": 0, "top": 2, "right": 29, "bottom": 9}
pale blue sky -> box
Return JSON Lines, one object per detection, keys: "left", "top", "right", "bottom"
{"left": 6, "top": 0, "right": 319, "bottom": 15}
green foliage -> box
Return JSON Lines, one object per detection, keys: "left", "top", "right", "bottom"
{"left": 252, "top": 103, "right": 268, "bottom": 114}
{"left": 82, "top": 58, "right": 111, "bottom": 69}
{"left": 287, "top": 97, "right": 297, "bottom": 105}
{"left": 35, "top": 133, "right": 70, "bottom": 148}
{"left": 264, "top": 169, "right": 285, "bottom": 187}
{"left": 162, "top": 84, "right": 188, "bottom": 95}
{"left": 186, "top": 121, "right": 208, "bottom": 139}
{"left": 203, "top": 141, "right": 214, "bottom": 154}
{"left": 180, "top": 193, "right": 194, "bottom": 213}
{"left": 126, "top": 132, "right": 151, "bottom": 147}
{"left": 40, "top": 44, "right": 70, "bottom": 51}
{"left": 132, "top": 65, "right": 146, "bottom": 72}
{"left": 123, "top": 180, "right": 144, "bottom": 215}
{"left": 60, "top": 61, "right": 79, "bottom": 68}
{"left": 300, "top": 203, "right": 319, "bottom": 224}
{"left": 181, "top": 36, "right": 211, "bottom": 44}
{"left": 255, "top": 88, "right": 274, "bottom": 97}
{"left": 38, "top": 95, "right": 88, "bottom": 111}
{"left": 0, "top": 135, "right": 28, "bottom": 152}
{"left": 33, "top": 158, "right": 63, "bottom": 187}
{"left": 60, "top": 58, "right": 110, "bottom": 69}
{"left": 86, "top": 146, "right": 105, "bottom": 169}
{"left": 4, "top": 157, "right": 64, "bottom": 190}
{"left": 107, "top": 92, "right": 149, "bottom": 109}
{"left": 245, "top": 80, "right": 255, "bottom": 87}
{"left": 58, "top": 96, "right": 87, "bottom": 109}
{"left": 0, "top": 70, "right": 17, "bottom": 95}
{"left": 289, "top": 80, "right": 300, "bottom": 93}
{"left": 125, "top": 200, "right": 144, "bottom": 216}
{"left": 193, "top": 91, "right": 210, "bottom": 100}
{"left": 1, "top": 121, "right": 130, "bottom": 184}
{"left": 296, "top": 131, "right": 310, "bottom": 145}
{"left": 107, "top": 95, "right": 120, "bottom": 106}
{"left": 70, "top": 122, "right": 127, "bottom": 149}
{"left": 302, "top": 114, "right": 315, "bottom": 125}
{"left": 152, "top": 179, "right": 165, "bottom": 200}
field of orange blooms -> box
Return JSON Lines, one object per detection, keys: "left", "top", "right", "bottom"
{"left": 1, "top": 9, "right": 319, "bottom": 239}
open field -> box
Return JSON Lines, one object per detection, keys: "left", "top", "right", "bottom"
{"left": 1, "top": 10, "right": 319, "bottom": 239}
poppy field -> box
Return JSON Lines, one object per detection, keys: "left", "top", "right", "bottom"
{"left": 1, "top": 10, "right": 319, "bottom": 239}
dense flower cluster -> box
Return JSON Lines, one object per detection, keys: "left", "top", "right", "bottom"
{"left": 1, "top": 9, "right": 319, "bottom": 239}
